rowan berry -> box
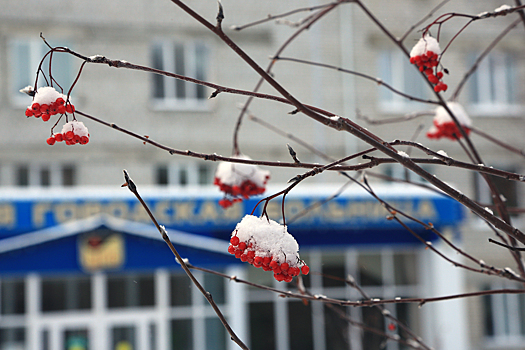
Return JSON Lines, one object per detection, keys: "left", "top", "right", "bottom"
{"left": 46, "top": 137, "right": 56, "bottom": 145}
{"left": 301, "top": 265, "right": 310, "bottom": 275}
{"left": 230, "top": 236, "right": 240, "bottom": 246}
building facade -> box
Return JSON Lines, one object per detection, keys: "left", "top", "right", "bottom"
{"left": 0, "top": 0, "right": 524, "bottom": 349}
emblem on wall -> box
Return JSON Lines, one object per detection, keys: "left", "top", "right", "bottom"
{"left": 78, "top": 231, "right": 125, "bottom": 272}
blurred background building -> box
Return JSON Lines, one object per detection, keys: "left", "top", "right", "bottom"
{"left": 0, "top": 0, "right": 524, "bottom": 349}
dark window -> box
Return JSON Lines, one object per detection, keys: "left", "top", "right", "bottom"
{"left": 107, "top": 274, "right": 154, "bottom": 308}
{"left": 249, "top": 302, "right": 275, "bottom": 350}
{"left": 170, "top": 274, "right": 192, "bottom": 306}
{"left": 289, "top": 302, "right": 313, "bottom": 350}
{"left": 206, "top": 318, "right": 226, "bottom": 350}
{"left": 1, "top": 279, "right": 25, "bottom": 314}
{"left": 171, "top": 319, "right": 192, "bottom": 350}
{"left": 41, "top": 277, "right": 91, "bottom": 312}
{"left": 62, "top": 165, "right": 76, "bottom": 186}
{"left": 16, "top": 165, "right": 29, "bottom": 187}
{"left": 156, "top": 165, "right": 169, "bottom": 186}
{"left": 40, "top": 167, "right": 50, "bottom": 187}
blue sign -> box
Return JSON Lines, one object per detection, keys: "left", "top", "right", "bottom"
{"left": 0, "top": 185, "right": 464, "bottom": 275}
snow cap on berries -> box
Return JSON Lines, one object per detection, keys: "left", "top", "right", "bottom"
{"left": 228, "top": 215, "right": 309, "bottom": 282}
{"left": 235, "top": 215, "right": 299, "bottom": 261}
{"left": 427, "top": 102, "right": 472, "bottom": 140}
{"left": 434, "top": 102, "right": 471, "bottom": 127}
{"left": 61, "top": 120, "right": 89, "bottom": 137}
{"left": 32, "top": 86, "right": 68, "bottom": 107}
{"left": 215, "top": 154, "right": 270, "bottom": 208}
{"left": 216, "top": 154, "right": 270, "bottom": 188}
{"left": 410, "top": 34, "right": 441, "bottom": 58}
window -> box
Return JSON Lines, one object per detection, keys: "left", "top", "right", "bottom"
{"left": 15, "top": 163, "right": 76, "bottom": 187}
{"left": 247, "top": 249, "right": 422, "bottom": 350}
{"left": 170, "top": 270, "right": 227, "bottom": 350}
{"left": 151, "top": 41, "right": 209, "bottom": 110}
{"left": 378, "top": 50, "right": 429, "bottom": 112}
{"left": 468, "top": 52, "right": 519, "bottom": 115}
{"left": 483, "top": 282, "right": 525, "bottom": 346}
{"left": 1, "top": 279, "right": 25, "bottom": 315}
{"left": 9, "top": 38, "right": 72, "bottom": 107}
{"left": 107, "top": 274, "right": 155, "bottom": 308}
{"left": 474, "top": 166, "right": 519, "bottom": 216}
{"left": 155, "top": 162, "right": 212, "bottom": 186}
{"left": 41, "top": 276, "right": 91, "bottom": 312}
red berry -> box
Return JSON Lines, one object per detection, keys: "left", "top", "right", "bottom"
{"left": 31, "top": 103, "right": 40, "bottom": 112}
{"left": 25, "top": 108, "right": 33, "bottom": 117}
{"left": 65, "top": 104, "right": 75, "bottom": 113}
{"left": 254, "top": 256, "right": 263, "bottom": 267}
{"left": 247, "top": 250, "right": 255, "bottom": 259}
{"left": 55, "top": 133, "right": 63, "bottom": 142}
{"left": 41, "top": 114, "right": 50, "bottom": 122}
{"left": 284, "top": 275, "right": 293, "bottom": 283}
{"left": 280, "top": 262, "right": 289, "bottom": 272}
{"left": 274, "top": 273, "right": 285, "bottom": 282}
{"left": 65, "top": 131, "right": 74, "bottom": 140}
{"left": 409, "top": 57, "right": 416, "bottom": 64}
{"left": 428, "top": 74, "right": 439, "bottom": 84}
{"left": 56, "top": 97, "right": 65, "bottom": 105}
{"left": 58, "top": 105, "right": 66, "bottom": 114}
{"left": 46, "top": 137, "right": 56, "bottom": 145}
{"left": 230, "top": 236, "right": 240, "bottom": 246}
{"left": 437, "top": 72, "right": 444, "bottom": 79}
{"left": 301, "top": 265, "right": 310, "bottom": 275}
{"left": 263, "top": 257, "right": 271, "bottom": 266}
{"left": 80, "top": 136, "right": 89, "bottom": 145}
{"left": 228, "top": 245, "right": 236, "bottom": 254}
{"left": 40, "top": 104, "right": 49, "bottom": 114}
{"left": 240, "top": 254, "right": 248, "bottom": 262}
{"left": 50, "top": 103, "right": 59, "bottom": 115}
{"left": 238, "top": 242, "right": 247, "bottom": 251}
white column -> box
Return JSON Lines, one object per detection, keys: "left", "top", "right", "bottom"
{"left": 426, "top": 239, "right": 469, "bottom": 350}
{"left": 92, "top": 272, "right": 108, "bottom": 350}
{"left": 155, "top": 269, "right": 170, "bottom": 350}
{"left": 26, "top": 274, "right": 41, "bottom": 350}
{"left": 226, "top": 266, "right": 248, "bottom": 350}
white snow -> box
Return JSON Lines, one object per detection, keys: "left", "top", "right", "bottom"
{"left": 232, "top": 215, "right": 301, "bottom": 265}
{"left": 32, "top": 86, "right": 68, "bottom": 106}
{"left": 495, "top": 5, "right": 511, "bottom": 12}
{"left": 437, "top": 150, "right": 448, "bottom": 157}
{"left": 397, "top": 151, "right": 410, "bottom": 158}
{"left": 434, "top": 102, "right": 472, "bottom": 127}
{"left": 61, "top": 120, "right": 89, "bottom": 137}
{"left": 216, "top": 154, "right": 270, "bottom": 187}
{"left": 410, "top": 34, "right": 441, "bottom": 57}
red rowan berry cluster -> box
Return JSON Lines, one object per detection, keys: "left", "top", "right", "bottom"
{"left": 215, "top": 155, "right": 270, "bottom": 208}
{"left": 227, "top": 215, "right": 309, "bottom": 282}
{"left": 426, "top": 102, "right": 471, "bottom": 140}
{"left": 409, "top": 35, "right": 447, "bottom": 93}
{"left": 47, "top": 121, "right": 90, "bottom": 146}
{"left": 24, "top": 87, "right": 75, "bottom": 122}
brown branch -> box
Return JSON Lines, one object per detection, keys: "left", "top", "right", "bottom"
{"left": 230, "top": 1, "right": 339, "bottom": 31}
{"left": 274, "top": 56, "right": 440, "bottom": 105}
{"left": 122, "top": 170, "right": 249, "bottom": 350}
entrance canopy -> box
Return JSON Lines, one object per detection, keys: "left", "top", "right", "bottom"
{"left": 0, "top": 184, "right": 464, "bottom": 274}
